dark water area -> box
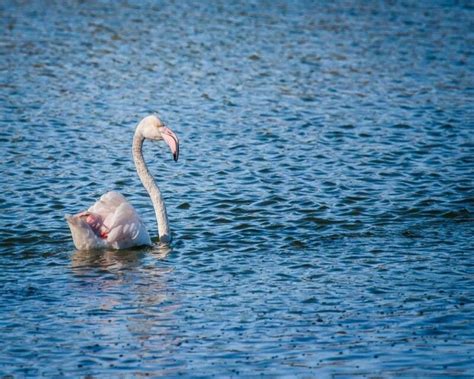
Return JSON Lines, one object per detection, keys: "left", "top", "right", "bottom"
{"left": 1, "top": 0, "right": 473, "bottom": 377}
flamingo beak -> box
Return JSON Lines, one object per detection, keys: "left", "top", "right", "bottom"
{"left": 161, "top": 126, "right": 180, "bottom": 162}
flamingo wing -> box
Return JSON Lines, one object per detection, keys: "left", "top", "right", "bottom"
{"left": 88, "top": 191, "right": 151, "bottom": 248}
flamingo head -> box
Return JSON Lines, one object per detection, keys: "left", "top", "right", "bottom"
{"left": 139, "top": 115, "right": 180, "bottom": 161}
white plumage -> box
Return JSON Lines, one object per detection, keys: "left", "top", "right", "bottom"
{"left": 65, "top": 191, "right": 151, "bottom": 250}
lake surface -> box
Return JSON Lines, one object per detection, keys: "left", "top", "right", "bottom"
{"left": 1, "top": 0, "right": 473, "bottom": 377}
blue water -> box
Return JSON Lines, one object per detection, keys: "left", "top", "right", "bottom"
{"left": 1, "top": 1, "right": 473, "bottom": 377}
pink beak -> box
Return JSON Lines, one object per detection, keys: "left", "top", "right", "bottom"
{"left": 161, "top": 126, "right": 180, "bottom": 162}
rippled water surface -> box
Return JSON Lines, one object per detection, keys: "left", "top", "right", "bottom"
{"left": 1, "top": 1, "right": 474, "bottom": 377}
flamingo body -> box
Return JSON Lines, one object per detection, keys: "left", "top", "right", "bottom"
{"left": 66, "top": 191, "right": 151, "bottom": 250}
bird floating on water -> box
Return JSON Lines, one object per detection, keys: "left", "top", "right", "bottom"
{"left": 66, "top": 115, "right": 179, "bottom": 250}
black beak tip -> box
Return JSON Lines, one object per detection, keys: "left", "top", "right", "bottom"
{"left": 173, "top": 153, "right": 178, "bottom": 162}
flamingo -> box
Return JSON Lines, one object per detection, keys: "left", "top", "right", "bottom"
{"left": 65, "top": 115, "right": 179, "bottom": 250}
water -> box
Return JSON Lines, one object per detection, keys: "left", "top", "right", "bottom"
{"left": 1, "top": 0, "right": 473, "bottom": 377}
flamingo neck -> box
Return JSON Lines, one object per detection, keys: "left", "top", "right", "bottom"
{"left": 132, "top": 129, "right": 171, "bottom": 243}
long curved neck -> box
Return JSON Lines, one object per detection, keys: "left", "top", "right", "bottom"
{"left": 132, "top": 129, "right": 171, "bottom": 243}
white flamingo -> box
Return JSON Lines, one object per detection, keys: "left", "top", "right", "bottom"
{"left": 66, "top": 115, "right": 179, "bottom": 250}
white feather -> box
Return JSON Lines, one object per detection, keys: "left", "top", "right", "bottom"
{"left": 66, "top": 191, "right": 151, "bottom": 250}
